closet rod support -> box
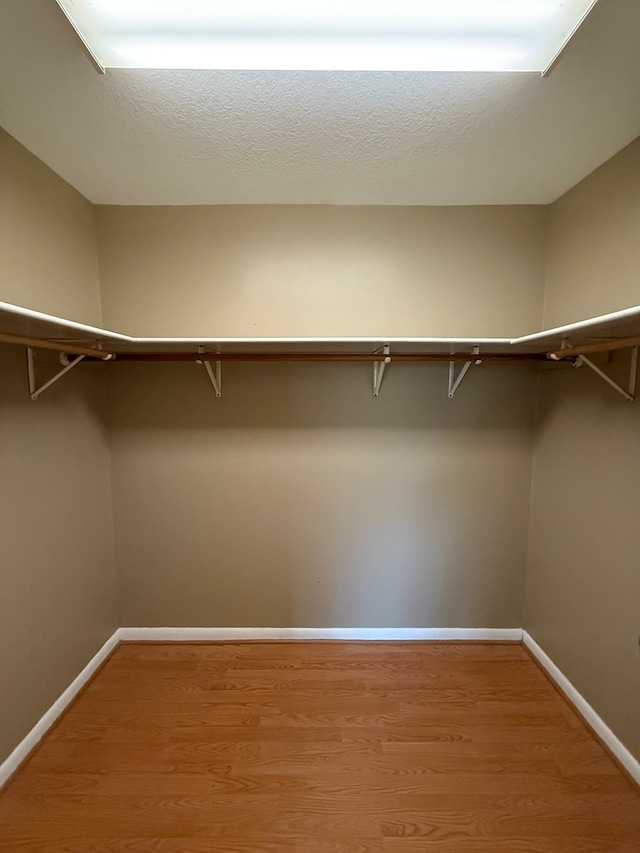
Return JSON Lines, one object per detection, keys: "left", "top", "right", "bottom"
{"left": 27, "top": 348, "right": 86, "bottom": 400}
{"left": 448, "top": 346, "right": 481, "bottom": 398}
{"left": 373, "top": 345, "right": 390, "bottom": 397}
{"left": 574, "top": 351, "right": 636, "bottom": 403}
{"left": 197, "top": 346, "right": 222, "bottom": 397}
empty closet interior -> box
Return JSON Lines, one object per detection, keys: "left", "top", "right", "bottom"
{"left": 2, "top": 126, "right": 639, "bottom": 776}
{"left": 1, "top": 0, "right": 639, "bottom": 795}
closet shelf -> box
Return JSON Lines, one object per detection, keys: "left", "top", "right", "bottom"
{"left": 2, "top": 300, "right": 639, "bottom": 400}
{"left": 2, "top": 299, "right": 640, "bottom": 356}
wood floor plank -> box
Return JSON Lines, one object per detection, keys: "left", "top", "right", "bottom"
{"left": 0, "top": 641, "right": 638, "bottom": 851}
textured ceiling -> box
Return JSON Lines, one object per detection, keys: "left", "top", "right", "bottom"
{"left": 0, "top": 0, "right": 639, "bottom": 205}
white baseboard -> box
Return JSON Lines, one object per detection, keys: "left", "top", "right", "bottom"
{"left": 523, "top": 631, "right": 640, "bottom": 786}
{"left": 0, "top": 630, "right": 121, "bottom": 788}
{"left": 117, "top": 627, "right": 523, "bottom": 642}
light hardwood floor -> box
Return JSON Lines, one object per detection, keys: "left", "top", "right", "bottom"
{"left": 0, "top": 642, "right": 638, "bottom": 851}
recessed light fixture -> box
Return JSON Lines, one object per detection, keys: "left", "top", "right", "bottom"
{"left": 55, "top": 0, "right": 599, "bottom": 74}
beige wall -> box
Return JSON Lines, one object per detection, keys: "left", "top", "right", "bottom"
{"left": 95, "top": 205, "right": 547, "bottom": 338}
{"left": 0, "top": 129, "right": 102, "bottom": 326}
{"left": 526, "top": 136, "right": 640, "bottom": 763}
{"left": 0, "top": 345, "right": 117, "bottom": 764}
{"left": 109, "top": 360, "right": 536, "bottom": 628}
{"left": 524, "top": 354, "right": 640, "bottom": 761}
{"left": 543, "top": 137, "right": 640, "bottom": 328}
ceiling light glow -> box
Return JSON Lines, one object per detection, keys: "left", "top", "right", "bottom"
{"left": 55, "top": 0, "right": 600, "bottom": 72}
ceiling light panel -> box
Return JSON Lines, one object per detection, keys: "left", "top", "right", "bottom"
{"left": 55, "top": 0, "right": 599, "bottom": 72}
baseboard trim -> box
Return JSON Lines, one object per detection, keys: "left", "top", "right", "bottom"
{"left": 523, "top": 631, "right": 640, "bottom": 787}
{"left": 118, "top": 627, "right": 524, "bottom": 642}
{"left": 0, "top": 630, "right": 121, "bottom": 789}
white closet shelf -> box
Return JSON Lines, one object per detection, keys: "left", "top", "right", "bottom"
{"left": 2, "top": 300, "right": 640, "bottom": 359}
{"left": 1, "top": 300, "right": 639, "bottom": 401}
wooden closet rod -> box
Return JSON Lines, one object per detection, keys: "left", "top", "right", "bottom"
{"left": 0, "top": 331, "right": 115, "bottom": 360}
{"left": 114, "top": 351, "right": 546, "bottom": 363}
{"left": 548, "top": 335, "right": 640, "bottom": 360}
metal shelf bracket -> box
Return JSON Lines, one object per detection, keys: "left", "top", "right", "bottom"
{"left": 373, "top": 344, "right": 391, "bottom": 397}
{"left": 563, "top": 339, "right": 637, "bottom": 403}
{"left": 27, "top": 347, "right": 86, "bottom": 400}
{"left": 197, "top": 346, "right": 222, "bottom": 397}
{"left": 575, "top": 348, "right": 638, "bottom": 403}
{"left": 448, "top": 346, "right": 481, "bottom": 399}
